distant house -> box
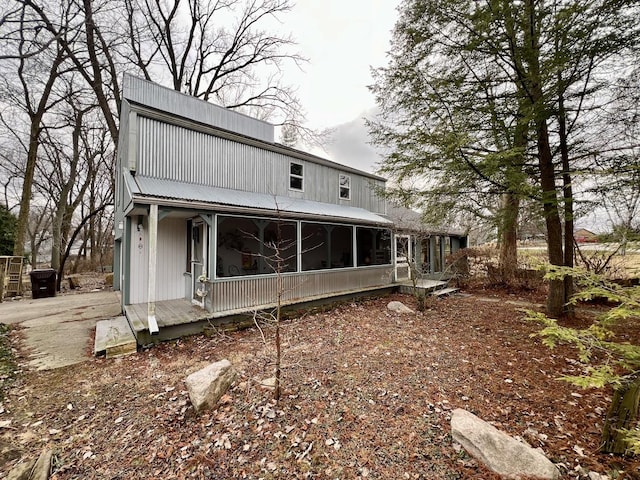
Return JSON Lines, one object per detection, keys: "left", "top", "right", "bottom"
{"left": 574, "top": 228, "right": 597, "bottom": 243}
{"left": 113, "top": 76, "right": 466, "bottom": 343}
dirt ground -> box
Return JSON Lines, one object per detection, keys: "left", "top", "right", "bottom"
{"left": 2, "top": 288, "right": 640, "bottom": 479}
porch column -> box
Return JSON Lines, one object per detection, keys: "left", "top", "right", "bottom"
{"left": 147, "top": 204, "right": 159, "bottom": 334}
{"left": 414, "top": 239, "right": 422, "bottom": 274}
{"left": 429, "top": 237, "right": 436, "bottom": 274}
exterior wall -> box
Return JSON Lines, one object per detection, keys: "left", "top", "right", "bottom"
{"left": 135, "top": 116, "right": 385, "bottom": 214}
{"left": 208, "top": 266, "right": 393, "bottom": 314}
{"left": 129, "top": 217, "right": 187, "bottom": 303}
{"left": 129, "top": 217, "right": 148, "bottom": 304}
{"left": 116, "top": 76, "right": 392, "bottom": 316}
{"left": 124, "top": 75, "right": 274, "bottom": 143}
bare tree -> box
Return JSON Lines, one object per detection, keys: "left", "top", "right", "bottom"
{"left": 246, "top": 216, "right": 297, "bottom": 402}
{"left": 122, "top": 0, "right": 306, "bottom": 126}
{"left": 18, "top": 0, "right": 125, "bottom": 148}
{"left": 31, "top": 89, "right": 114, "bottom": 280}
{"left": 0, "top": 3, "right": 69, "bottom": 257}
{"left": 26, "top": 202, "right": 53, "bottom": 267}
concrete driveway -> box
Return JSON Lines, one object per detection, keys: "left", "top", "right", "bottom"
{"left": 0, "top": 291, "right": 122, "bottom": 370}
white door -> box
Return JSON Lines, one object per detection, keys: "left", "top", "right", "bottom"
{"left": 394, "top": 234, "right": 412, "bottom": 282}
{"left": 191, "top": 221, "right": 208, "bottom": 307}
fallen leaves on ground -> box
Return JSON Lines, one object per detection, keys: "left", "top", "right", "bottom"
{"left": 2, "top": 291, "right": 640, "bottom": 479}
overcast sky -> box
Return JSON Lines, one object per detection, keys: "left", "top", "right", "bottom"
{"left": 283, "top": 0, "right": 400, "bottom": 174}
{"left": 280, "top": 2, "right": 608, "bottom": 232}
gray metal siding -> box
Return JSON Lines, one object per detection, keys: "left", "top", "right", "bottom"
{"left": 210, "top": 266, "right": 393, "bottom": 313}
{"left": 123, "top": 74, "right": 274, "bottom": 143}
{"left": 114, "top": 102, "right": 130, "bottom": 242}
{"left": 136, "top": 117, "right": 386, "bottom": 213}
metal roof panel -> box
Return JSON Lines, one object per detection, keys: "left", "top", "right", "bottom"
{"left": 132, "top": 175, "right": 392, "bottom": 225}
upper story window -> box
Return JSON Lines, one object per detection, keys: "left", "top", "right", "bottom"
{"left": 290, "top": 162, "right": 304, "bottom": 191}
{"left": 339, "top": 174, "right": 351, "bottom": 200}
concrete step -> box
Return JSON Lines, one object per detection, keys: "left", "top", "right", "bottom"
{"left": 432, "top": 287, "right": 460, "bottom": 297}
{"left": 94, "top": 316, "right": 137, "bottom": 358}
{"left": 398, "top": 280, "right": 449, "bottom": 295}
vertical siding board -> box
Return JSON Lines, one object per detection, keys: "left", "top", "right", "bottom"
{"left": 156, "top": 218, "right": 187, "bottom": 301}
{"left": 129, "top": 217, "right": 149, "bottom": 304}
{"left": 129, "top": 218, "right": 188, "bottom": 303}
{"left": 124, "top": 75, "right": 274, "bottom": 143}
{"left": 210, "top": 267, "right": 392, "bottom": 314}
{"left": 135, "top": 117, "right": 385, "bottom": 213}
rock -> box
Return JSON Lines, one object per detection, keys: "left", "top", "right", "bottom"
{"left": 387, "top": 301, "right": 414, "bottom": 314}
{"left": 6, "top": 449, "right": 52, "bottom": 480}
{"left": 31, "top": 449, "right": 53, "bottom": 480}
{"left": 451, "top": 409, "right": 560, "bottom": 480}
{"left": 185, "top": 359, "right": 236, "bottom": 413}
{"left": 104, "top": 273, "right": 114, "bottom": 286}
{"left": 6, "top": 459, "right": 36, "bottom": 480}
{"left": 260, "top": 377, "right": 276, "bottom": 389}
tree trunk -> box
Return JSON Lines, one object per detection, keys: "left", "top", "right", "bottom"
{"left": 522, "top": 0, "right": 565, "bottom": 317}
{"left": 558, "top": 90, "right": 575, "bottom": 316}
{"left": 51, "top": 206, "right": 63, "bottom": 271}
{"left": 538, "top": 122, "right": 566, "bottom": 318}
{"left": 601, "top": 374, "right": 640, "bottom": 455}
{"left": 56, "top": 204, "right": 109, "bottom": 291}
{"left": 12, "top": 40, "right": 65, "bottom": 258}
{"left": 13, "top": 125, "right": 39, "bottom": 258}
{"left": 499, "top": 192, "right": 519, "bottom": 281}
{"left": 29, "top": 231, "right": 38, "bottom": 268}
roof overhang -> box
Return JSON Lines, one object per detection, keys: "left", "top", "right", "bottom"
{"left": 128, "top": 175, "right": 393, "bottom": 226}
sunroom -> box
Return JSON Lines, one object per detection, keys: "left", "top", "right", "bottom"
{"left": 119, "top": 175, "right": 396, "bottom": 343}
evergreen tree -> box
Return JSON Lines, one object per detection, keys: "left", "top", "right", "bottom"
{"left": 0, "top": 206, "right": 17, "bottom": 256}
{"left": 369, "top": 0, "right": 640, "bottom": 315}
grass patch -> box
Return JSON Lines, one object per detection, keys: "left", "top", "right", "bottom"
{"left": 0, "top": 323, "right": 17, "bottom": 401}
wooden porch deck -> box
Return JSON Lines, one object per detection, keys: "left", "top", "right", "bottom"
{"left": 124, "top": 299, "right": 214, "bottom": 345}
{"left": 124, "top": 279, "right": 453, "bottom": 346}
{"left": 124, "top": 284, "right": 398, "bottom": 346}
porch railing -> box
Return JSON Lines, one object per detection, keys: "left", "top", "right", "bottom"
{"left": 209, "top": 266, "right": 393, "bottom": 314}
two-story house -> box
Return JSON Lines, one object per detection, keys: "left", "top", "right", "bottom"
{"left": 114, "top": 75, "right": 411, "bottom": 344}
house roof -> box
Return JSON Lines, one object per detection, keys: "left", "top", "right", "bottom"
{"left": 384, "top": 204, "right": 467, "bottom": 237}
{"left": 129, "top": 175, "right": 393, "bottom": 226}
{"left": 123, "top": 74, "right": 386, "bottom": 183}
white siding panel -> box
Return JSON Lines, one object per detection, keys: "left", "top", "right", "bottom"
{"left": 128, "top": 217, "right": 187, "bottom": 304}
{"left": 211, "top": 266, "right": 393, "bottom": 313}
{"left": 129, "top": 217, "right": 149, "bottom": 304}
{"left": 156, "top": 218, "right": 187, "bottom": 301}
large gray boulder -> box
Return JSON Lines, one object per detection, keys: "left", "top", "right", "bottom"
{"left": 185, "top": 359, "right": 236, "bottom": 413}
{"left": 451, "top": 409, "right": 560, "bottom": 480}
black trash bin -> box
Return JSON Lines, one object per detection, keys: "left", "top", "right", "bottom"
{"left": 30, "top": 269, "right": 57, "bottom": 299}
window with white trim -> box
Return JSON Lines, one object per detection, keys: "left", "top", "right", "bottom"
{"left": 289, "top": 162, "right": 303, "bottom": 191}
{"left": 339, "top": 174, "right": 351, "bottom": 200}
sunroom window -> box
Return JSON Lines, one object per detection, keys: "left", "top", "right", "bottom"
{"left": 356, "top": 227, "right": 392, "bottom": 266}
{"left": 216, "top": 216, "right": 297, "bottom": 276}
{"left": 301, "top": 222, "right": 353, "bottom": 271}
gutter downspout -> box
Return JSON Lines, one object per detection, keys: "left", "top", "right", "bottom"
{"left": 147, "top": 204, "right": 159, "bottom": 335}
